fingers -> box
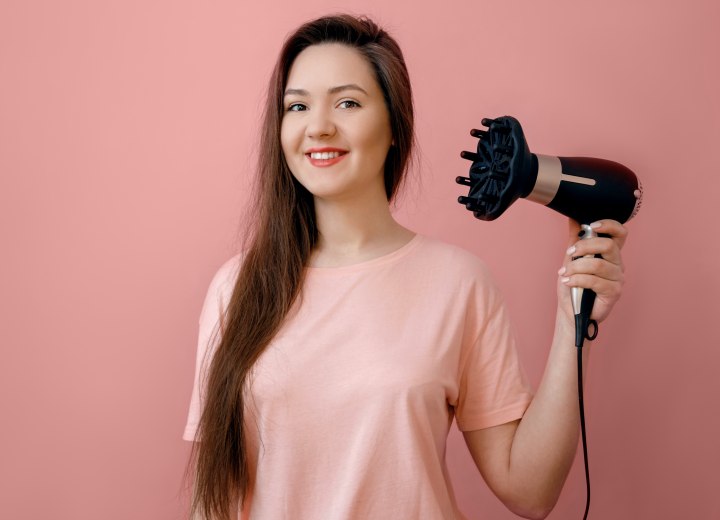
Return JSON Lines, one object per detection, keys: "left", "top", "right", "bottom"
{"left": 567, "top": 219, "right": 628, "bottom": 248}
{"left": 560, "top": 219, "right": 627, "bottom": 306}
{"left": 560, "top": 219, "right": 629, "bottom": 322}
{"left": 560, "top": 272, "right": 624, "bottom": 302}
{"left": 558, "top": 257, "right": 624, "bottom": 320}
{"left": 565, "top": 219, "right": 628, "bottom": 266}
{"left": 567, "top": 237, "right": 624, "bottom": 267}
{"left": 559, "top": 257, "right": 625, "bottom": 287}
{"left": 590, "top": 219, "right": 629, "bottom": 250}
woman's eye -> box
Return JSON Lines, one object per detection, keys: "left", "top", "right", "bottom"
{"left": 286, "top": 103, "right": 306, "bottom": 112}
{"left": 338, "top": 100, "right": 360, "bottom": 109}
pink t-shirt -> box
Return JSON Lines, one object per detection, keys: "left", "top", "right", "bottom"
{"left": 184, "top": 234, "right": 533, "bottom": 519}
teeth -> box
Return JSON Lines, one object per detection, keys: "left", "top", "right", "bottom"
{"left": 309, "top": 151, "right": 343, "bottom": 160}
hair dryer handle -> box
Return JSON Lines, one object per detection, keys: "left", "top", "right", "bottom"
{"left": 572, "top": 224, "right": 603, "bottom": 348}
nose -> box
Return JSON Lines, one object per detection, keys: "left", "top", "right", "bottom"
{"left": 305, "top": 106, "right": 336, "bottom": 139}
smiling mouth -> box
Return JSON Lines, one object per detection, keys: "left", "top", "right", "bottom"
{"left": 306, "top": 151, "right": 347, "bottom": 160}
{"left": 306, "top": 151, "right": 348, "bottom": 167}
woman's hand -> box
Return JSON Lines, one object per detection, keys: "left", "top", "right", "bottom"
{"left": 557, "top": 219, "right": 628, "bottom": 324}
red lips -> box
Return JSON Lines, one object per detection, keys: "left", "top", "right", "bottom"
{"left": 305, "top": 146, "right": 348, "bottom": 168}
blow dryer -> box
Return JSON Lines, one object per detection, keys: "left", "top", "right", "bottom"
{"left": 456, "top": 115, "right": 643, "bottom": 519}
{"left": 456, "top": 115, "right": 643, "bottom": 347}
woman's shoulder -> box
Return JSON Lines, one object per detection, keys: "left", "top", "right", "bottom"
{"left": 205, "top": 252, "right": 244, "bottom": 298}
{"left": 215, "top": 252, "right": 244, "bottom": 278}
{"left": 414, "top": 234, "right": 493, "bottom": 278}
{"left": 408, "top": 234, "right": 504, "bottom": 311}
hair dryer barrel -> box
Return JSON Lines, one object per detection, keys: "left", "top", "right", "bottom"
{"left": 457, "top": 116, "right": 643, "bottom": 224}
{"left": 530, "top": 154, "right": 642, "bottom": 225}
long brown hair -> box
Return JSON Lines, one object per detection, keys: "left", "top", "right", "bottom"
{"left": 188, "top": 14, "right": 416, "bottom": 519}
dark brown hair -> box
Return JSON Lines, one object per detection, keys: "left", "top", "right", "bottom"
{"left": 188, "top": 14, "right": 415, "bottom": 519}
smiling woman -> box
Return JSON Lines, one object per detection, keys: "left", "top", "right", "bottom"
{"left": 182, "top": 13, "right": 630, "bottom": 520}
{"left": 280, "top": 44, "right": 393, "bottom": 206}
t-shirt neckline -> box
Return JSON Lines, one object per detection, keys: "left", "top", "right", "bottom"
{"left": 305, "top": 234, "right": 423, "bottom": 275}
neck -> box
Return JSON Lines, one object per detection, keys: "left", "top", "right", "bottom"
{"left": 309, "top": 184, "right": 413, "bottom": 267}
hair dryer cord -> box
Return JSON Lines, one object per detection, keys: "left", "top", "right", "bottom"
{"left": 578, "top": 344, "right": 591, "bottom": 520}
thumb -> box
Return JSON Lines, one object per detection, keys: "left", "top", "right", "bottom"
{"left": 567, "top": 218, "right": 581, "bottom": 248}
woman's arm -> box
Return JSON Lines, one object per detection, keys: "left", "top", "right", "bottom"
{"left": 463, "top": 219, "right": 628, "bottom": 519}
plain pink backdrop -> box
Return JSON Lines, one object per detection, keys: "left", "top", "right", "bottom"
{"left": 1, "top": 0, "right": 718, "bottom": 519}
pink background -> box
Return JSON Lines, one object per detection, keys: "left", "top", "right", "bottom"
{"left": 1, "top": 0, "right": 718, "bottom": 518}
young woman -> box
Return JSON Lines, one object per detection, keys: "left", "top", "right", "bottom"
{"left": 183, "top": 14, "right": 628, "bottom": 520}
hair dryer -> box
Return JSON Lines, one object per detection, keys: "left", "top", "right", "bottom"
{"left": 456, "top": 115, "right": 643, "bottom": 520}
{"left": 456, "top": 115, "right": 643, "bottom": 347}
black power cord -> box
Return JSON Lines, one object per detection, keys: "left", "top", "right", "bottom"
{"left": 576, "top": 317, "right": 597, "bottom": 520}
{"left": 578, "top": 344, "right": 591, "bottom": 520}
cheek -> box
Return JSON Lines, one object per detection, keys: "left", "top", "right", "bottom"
{"left": 279, "top": 125, "right": 291, "bottom": 157}
{"left": 280, "top": 119, "right": 299, "bottom": 157}
{"left": 370, "top": 108, "right": 392, "bottom": 144}
{"left": 345, "top": 112, "right": 392, "bottom": 156}
{"left": 357, "top": 117, "right": 392, "bottom": 158}
{"left": 280, "top": 123, "right": 305, "bottom": 181}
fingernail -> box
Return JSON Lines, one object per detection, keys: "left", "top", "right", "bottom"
{"left": 590, "top": 221, "right": 602, "bottom": 229}
{"left": 558, "top": 266, "right": 566, "bottom": 275}
{"left": 561, "top": 277, "right": 570, "bottom": 283}
{"left": 566, "top": 246, "right": 576, "bottom": 255}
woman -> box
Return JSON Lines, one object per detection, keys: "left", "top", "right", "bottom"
{"left": 183, "top": 14, "right": 628, "bottom": 520}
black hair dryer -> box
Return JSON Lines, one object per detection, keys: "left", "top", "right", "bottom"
{"left": 456, "top": 115, "right": 643, "bottom": 347}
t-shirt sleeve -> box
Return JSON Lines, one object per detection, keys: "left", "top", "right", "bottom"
{"left": 182, "top": 254, "right": 241, "bottom": 442}
{"left": 454, "top": 268, "right": 534, "bottom": 432}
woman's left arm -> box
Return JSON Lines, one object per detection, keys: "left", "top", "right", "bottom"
{"left": 463, "top": 219, "right": 628, "bottom": 520}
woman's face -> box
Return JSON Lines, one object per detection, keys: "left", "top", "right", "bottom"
{"left": 280, "top": 43, "right": 393, "bottom": 202}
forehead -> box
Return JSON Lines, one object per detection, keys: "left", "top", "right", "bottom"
{"left": 286, "top": 43, "right": 378, "bottom": 91}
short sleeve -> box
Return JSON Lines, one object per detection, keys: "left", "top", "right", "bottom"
{"left": 182, "top": 254, "right": 242, "bottom": 441}
{"left": 454, "top": 272, "right": 534, "bottom": 432}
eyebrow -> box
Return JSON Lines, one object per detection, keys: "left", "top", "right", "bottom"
{"left": 283, "top": 84, "right": 369, "bottom": 97}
